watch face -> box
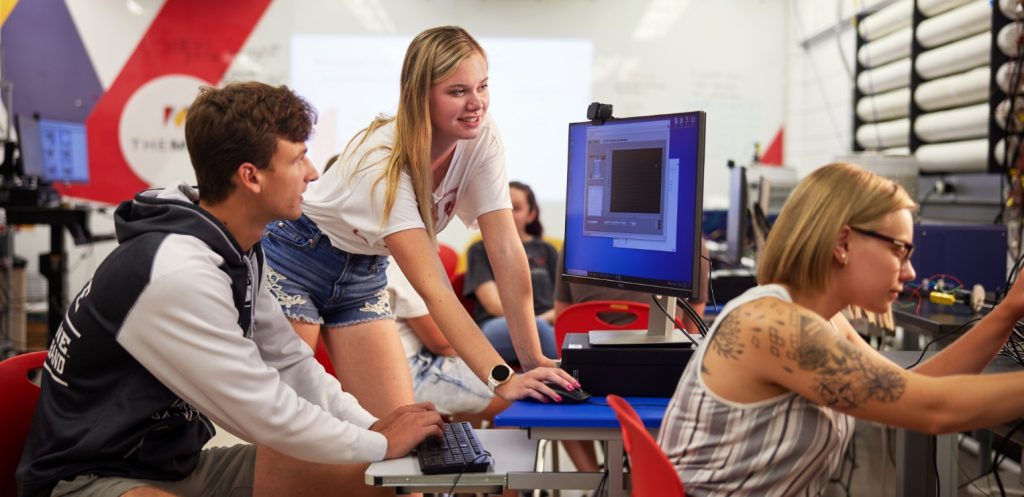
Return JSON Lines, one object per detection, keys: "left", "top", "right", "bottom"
{"left": 491, "top": 364, "right": 511, "bottom": 382}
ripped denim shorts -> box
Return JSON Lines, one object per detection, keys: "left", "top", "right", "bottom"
{"left": 262, "top": 214, "right": 393, "bottom": 328}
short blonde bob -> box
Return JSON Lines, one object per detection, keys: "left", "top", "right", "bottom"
{"left": 756, "top": 162, "right": 917, "bottom": 294}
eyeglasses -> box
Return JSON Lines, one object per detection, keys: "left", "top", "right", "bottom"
{"left": 850, "top": 226, "right": 915, "bottom": 263}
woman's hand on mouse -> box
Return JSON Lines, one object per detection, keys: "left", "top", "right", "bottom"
{"left": 494, "top": 367, "right": 581, "bottom": 402}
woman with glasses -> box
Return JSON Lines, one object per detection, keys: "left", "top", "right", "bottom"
{"left": 659, "top": 162, "right": 1024, "bottom": 496}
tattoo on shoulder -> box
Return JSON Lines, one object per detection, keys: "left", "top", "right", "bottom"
{"left": 793, "top": 313, "right": 906, "bottom": 409}
{"left": 709, "top": 312, "right": 744, "bottom": 360}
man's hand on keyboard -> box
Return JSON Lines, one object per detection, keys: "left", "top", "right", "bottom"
{"left": 371, "top": 402, "right": 445, "bottom": 459}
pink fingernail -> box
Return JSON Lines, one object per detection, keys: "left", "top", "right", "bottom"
{"left": 556, "top": 396, "right": 563, "bottom": 402}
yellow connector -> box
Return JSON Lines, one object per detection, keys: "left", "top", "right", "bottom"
{"left": 929, "top": 292, "right": 956, "bottom": 306}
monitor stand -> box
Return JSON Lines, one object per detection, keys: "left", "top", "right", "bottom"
{"left": 588, "top": 294, "right": 697, "bottom": 347}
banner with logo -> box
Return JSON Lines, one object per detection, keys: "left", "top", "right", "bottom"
{"left": 4, "top": 0, "right": 273, "bottom": 204}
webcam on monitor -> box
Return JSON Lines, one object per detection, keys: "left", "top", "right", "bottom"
{"left": 587, "top": 102, "right": 614, "bottom": 125}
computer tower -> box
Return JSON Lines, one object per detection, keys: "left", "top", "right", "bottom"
{"left": 560, "top": 333, "right": 695, "bottom": 397}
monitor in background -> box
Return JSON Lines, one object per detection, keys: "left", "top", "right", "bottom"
{"left": 16, "top": 114, "right": 90, "bottom": 184}
{"left": 724, "top": 164, "right": 749, "bottom": 267}
{"left": 748, "top": 164, "right": 798, "bottom": 215}
{"left": 562, "top": 111, "right": 706, "bottom": 346}
{"left": 756, "top": 174, "right": 770, "bottom": 215}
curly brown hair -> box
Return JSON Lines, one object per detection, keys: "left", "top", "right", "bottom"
{"left": 184, "top": 82, "right": 316, "bottom": 204}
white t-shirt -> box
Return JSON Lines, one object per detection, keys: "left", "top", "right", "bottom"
{"left": 303, "top": 114, "right": 512, "bottom": 255}
{"left": 385, "top": 257, "right": 430, "bottom": 357}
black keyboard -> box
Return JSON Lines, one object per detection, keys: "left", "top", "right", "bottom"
{"left": 415, "top": 421, "right": 492, "bottom": 475}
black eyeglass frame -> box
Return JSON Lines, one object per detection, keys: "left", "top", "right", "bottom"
{"left": 849, "top": 226, "right": 915, "bottom": 262}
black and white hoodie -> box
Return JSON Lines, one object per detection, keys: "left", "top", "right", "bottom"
{"left": 17, "top": 183, "right": 385, "bottom": 497}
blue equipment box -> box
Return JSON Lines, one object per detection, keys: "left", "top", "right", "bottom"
{"left": 910, "top": 223, "right": 1007, "bottom": 293}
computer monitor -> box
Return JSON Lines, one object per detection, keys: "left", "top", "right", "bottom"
{"left": 724, "top": 164, "right": 749, "bottom": 266}
{"left": 562, "top": 111, "right": 706, "bottom": 346}
{"left": 15, "top": 114, "right": 90, "bottom": 184}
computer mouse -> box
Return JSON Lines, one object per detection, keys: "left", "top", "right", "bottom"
{"left": 544, "top": 381, "right": 592, "bottom": 404}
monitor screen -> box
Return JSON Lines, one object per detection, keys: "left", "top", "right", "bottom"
{"left": 724, "top": 164, "right": 749, "bottom": 266}
{"left": 562, "top": 111, "right": 705, "bottom": 300}
{"left": 16, "top": 114, "right": 90, "bottom": 184}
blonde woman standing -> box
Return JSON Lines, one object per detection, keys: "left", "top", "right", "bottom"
{"left": 262, "top": 26, "right": 576, "bottom": 420}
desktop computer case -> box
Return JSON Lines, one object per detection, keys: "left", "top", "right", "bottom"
{"left": 560, "top": 333, "right": 694, "bottom": 397}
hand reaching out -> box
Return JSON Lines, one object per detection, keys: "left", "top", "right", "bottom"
{"left": 493, "top": 366, "right": 582, "bottom": 403}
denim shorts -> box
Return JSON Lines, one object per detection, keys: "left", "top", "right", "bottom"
{"left": 262, "top": 214, "right": 393, "bottom": 328}
{"left": 408, "top": 348, "right": 492, "bottom": 415}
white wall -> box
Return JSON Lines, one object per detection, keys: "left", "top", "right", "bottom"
{"left": 9, "top": 0, "right": 790, "bottom": 299}
{"left": 785, "top": 0, "right": 862, "bottom": 178}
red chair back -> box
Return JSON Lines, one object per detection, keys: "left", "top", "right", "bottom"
{"left": 553, "top": 301, "right": 650, "bottom": 356}
{"left": 450, "top": 272, "right": 475, "bottom": 314}
{"left": 607, "top": 394, "right": 686, "bottom": 497}
{"left": 1, "top": 351, "right": 47, "bottom": 497}
{"left": 438, "top": 243, "right": 459, "bottom": 281}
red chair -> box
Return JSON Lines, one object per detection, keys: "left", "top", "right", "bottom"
{"left": 1, "top": 351, "right": 47, "bottom": 497}
{"left": 313, "top": 339, "right": 336, "bottom": 378}
{"left": 438, "top": 243, "right": 459, "bottom": 281}
{"left": 607, "top": 394, "right": 686, "bottom": 497}
{"left": 553, "top": 301, "right": 650, "bottom": 356}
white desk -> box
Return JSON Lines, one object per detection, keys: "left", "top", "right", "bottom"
{"left": 365, "top": 429, "right": 537, "bottom": 494}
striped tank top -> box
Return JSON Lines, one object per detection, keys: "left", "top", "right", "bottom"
{"left": 657, "top": 284, "right": 854, "bottom": 497}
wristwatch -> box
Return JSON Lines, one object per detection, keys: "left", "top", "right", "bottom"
{"left": 487, "top": 364, "right": 513, "bottom": 393}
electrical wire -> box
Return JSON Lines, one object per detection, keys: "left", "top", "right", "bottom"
{"left": 592, "top": 465, "right": 609, "bottom": 497}
{"left": 902, "top": 317, "right": 984, "bottom": 369}
{"left": 954, "top": 432, "right": 997, "bottom": 497}
{"left": 444, "top": 450, "right": 493, "bottom": 495}
{"left": 925, "top": 273, "right": 964, "bottom": 291}
{"left": 649, "top": 295, "right": 701, "bottom": 347}
{"left": 958, "top": 421, "right": 1024, "bottom": 496}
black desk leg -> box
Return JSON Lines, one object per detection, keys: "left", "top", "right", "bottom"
{"left": 38, "top": 226, "right": 67, "bottom": 343}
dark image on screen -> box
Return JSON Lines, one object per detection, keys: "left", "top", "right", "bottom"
{"left": 610, "top": 148, "right": 662, "bottom": 214}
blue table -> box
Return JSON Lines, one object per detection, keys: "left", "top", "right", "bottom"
{"left": 494, "top": 396, "right": 669, "bottom": 497}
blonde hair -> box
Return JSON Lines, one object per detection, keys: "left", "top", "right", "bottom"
{"left": 756, "top": 162, "right": 917, "bottom": 293}
{"left": 339, "top": 26, "right": 485, "bottom": 238}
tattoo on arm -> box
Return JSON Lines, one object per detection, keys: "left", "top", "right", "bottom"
{"left": 710, "top": 301, "right": 906, "bottom": 410}
{"left": 794, "top": 313, "right": 906, "bottom": 409}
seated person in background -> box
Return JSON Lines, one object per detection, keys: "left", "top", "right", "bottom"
{"left": 16, "top": 82, "right": 442, "bottom": 497}
{"left": 554, "top": 240, "right": 710, "bottom": 333}
{"left": 465, "top": 181, "right": 559, "bottom": 361}
{"left": 386, "top": 258, "right": 509, "bottom": 418}
{"left": 659, "top": 162, "right": 1024, "bottom": 496}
